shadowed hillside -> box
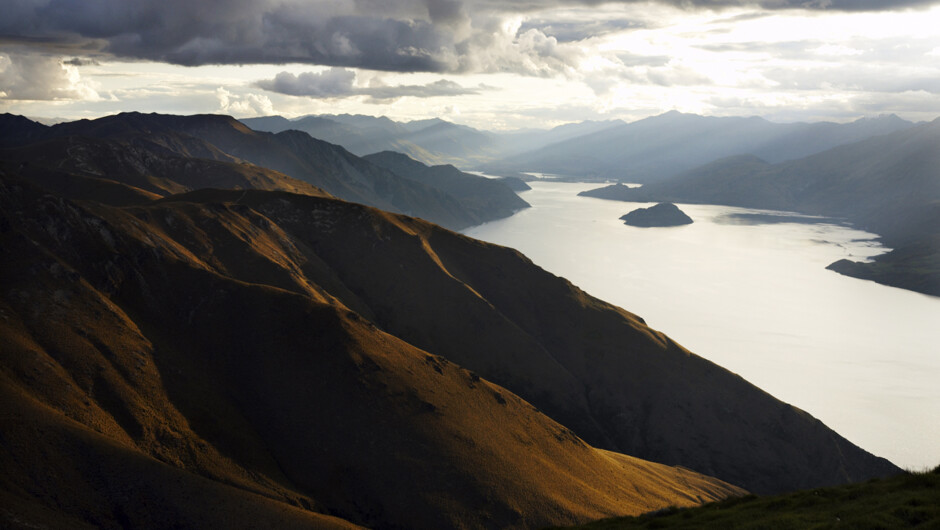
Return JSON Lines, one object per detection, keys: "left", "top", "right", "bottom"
{"left": 241, "top": 114, "right": 625, "bottom": 168}
{"left": 0, "top": 113, "right": 528, "bottom": 231}
{"left": 0, "top": 119, "right": 903, "bottom": 527}
{"left": 0, "top": 172, "right": 745, "bottom": 529}
{"left": 364, "top": 150, "right": 529, "bottom": 222}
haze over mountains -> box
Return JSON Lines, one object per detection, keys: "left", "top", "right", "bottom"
{"left": 242, "top": 111, "right": 916, "bottom": 187}
{"left": 580, "top": 118, "right": 940, "bottom": 296}
{"left": 238, "top": 109, "right": 936, "bottom": 295}
{"left": 0, "top": 112, "right": 903, "bottom": 528}
{"left": 241, "top": 113, "right": 624, "bottom": 169}
{"left": 485, "top": 111, "right": 916, "bottom": 182}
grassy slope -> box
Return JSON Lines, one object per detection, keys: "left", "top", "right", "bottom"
{"left": 167, "top": 187, "right": 899, "bottom": 496}
{"left": 0, "top": 173, "right": 744, "bottom": 529}
{"left": 559, "top": 466, "right": 939, "bottom": 529}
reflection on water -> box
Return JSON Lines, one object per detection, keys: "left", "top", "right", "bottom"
{"left": 464, "top": 181, "right": 940, "bottom": 470}
{"left": 714, "top": 212, "right": 847, "bottom": 226}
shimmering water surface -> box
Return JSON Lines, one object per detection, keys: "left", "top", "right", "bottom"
{"left": 464, "top": 181, "right": 940, "bottom": 470}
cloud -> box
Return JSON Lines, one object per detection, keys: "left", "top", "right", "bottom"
{"left": 5, "top": 0, "right": 927, "bottom": 77}
{"left": 256, "top": 67, "right": 484, "bottom": 101}
{"left": 519, "top": 18, "right": 645, "bottom": 43}
{"left": 0, "top": 51, "right": 100, "bottom": 101}
{"left": 62, "top": 57, "right": 101, "bottom": 66}
{"left": 217, "top": 87, "right": 275, "bottom": 116}
{"left": 257, "top": 68, "right": 358, "bottom": 97}
{"left": 764, "top": 64, "right": 940, "bottom": 94}
{"left": 363, "top": 79, "right": 483, "bottom": 100}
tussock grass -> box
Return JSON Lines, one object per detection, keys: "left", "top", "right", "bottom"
{"left": 560, "top": 466, "right": 940, "bottom": 529}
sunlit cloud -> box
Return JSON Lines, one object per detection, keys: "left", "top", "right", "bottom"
{"left": 0, "top": 51, "right": 101, "bottom": 101}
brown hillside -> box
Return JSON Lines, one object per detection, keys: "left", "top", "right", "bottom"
{"left": 173, "top": 187, "right": 897, "bottom": 495}
{"left": 1, "top": 134, "right": 329, "bottom": 202}
{"left": 0, "top": 173, "right": 743, "bottom": 529}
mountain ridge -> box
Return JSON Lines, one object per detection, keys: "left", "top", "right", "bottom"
{"left": 484, "top": 112, "right": 915, "bottom": 182}
{"left": 0, "top": 171, "right": 744, "bottom": 529}
{"left": 579, "top": 118, "right": 940, "bottom": 295}
{"left": 0, "top": 113, "right": 904, "bottom": 528}
{"left": 0, "top": 112, "right": 526, "bottom": 231}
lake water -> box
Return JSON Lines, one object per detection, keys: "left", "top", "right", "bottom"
{"left": 464, "top": 181, "right": 940, "bottom": 471}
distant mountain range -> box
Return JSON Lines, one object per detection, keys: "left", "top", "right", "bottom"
{"left": 0, "top": 112, "right": 901, "bottom": 528}
{"left": 0, "top": 112, "right": 526, "bottom": 231}
{"left": 241, "top": 113, "right": 624, "bottom": 168}
{"left": 243, "top": 112, "right": 916, "bottom": 187}
{"left": 581, "top": 118, "right": 940, "bottom": 296}
{"left": 484, "top": 111, "right": 915, "bottom": 182}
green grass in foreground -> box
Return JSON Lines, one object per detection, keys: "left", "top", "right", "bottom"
{"left": 559, "top": 466, "right": 940, "bottom": 529}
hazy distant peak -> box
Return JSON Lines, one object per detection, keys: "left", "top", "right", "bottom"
{"left": 366, "top": 150, "right": 427, "bottom": 168}
{"left": 402, "top": 117, "right": 450, "bottom": 131}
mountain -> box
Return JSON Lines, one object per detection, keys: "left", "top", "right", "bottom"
{"left": 364, "top": 151, "right": 529, "bottom": 223}
{"left": 580, "top": 119, "right": 940, "bottom": 295}
{"left": 0, "top": 171, "right": 745, "bottom": 529}
{"left": 0, "top": 132, "right": 327, "bottom": 205}
{"left": 485, "top": 112, "right": 914, "bottom": 182}
{"left": 0, "top": 113, "right": 527, "bottom": 231}
{"left": 0, "top": 121, "right": 902, "bottom": 526}
{"left": 494, "top": 120, "right": 626, "bottom": 157}
{"left": 243, "top": 113, "right": 498, "bottom": 167}
{"left": 242, "top": 115, "right": 627, "bottom": 169}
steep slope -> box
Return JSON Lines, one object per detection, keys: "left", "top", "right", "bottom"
{"left": 1, "top": 113, "right": 484, "bottom": 230}
{"left": 364, "top": 150, "right": 529, "bottom": 224}
{"left": 1, "top": 134, "right": 327, "bottom": 204}
{"left": 243, "top": 114, "right": 499, "bottom": 167}
{"left": 486, "top": 112, "right": 913, "bottom": 182}
{"left": 0, "top": 173, "right": 744, "bottom": 529}
{"left": 581, "top": 119, "right": 940, "bottom": 295}
{"left": 170, "top": 188, "right": 900, "bottom": 495}
{"left": 241, "top": 114, "right": 428, "bottom": 161}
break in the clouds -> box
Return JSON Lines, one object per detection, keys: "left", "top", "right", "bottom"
{"left": 256, "top": 67, "right": 484, "bottom": 101}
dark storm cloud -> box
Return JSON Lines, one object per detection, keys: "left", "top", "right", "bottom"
{"left": 62, "top": 57, "right": 100, "bottom": 66}
{"left": 2, "top": 0, "right": 935, "bottom": 74}
{"left": 0, "top": 0, "right": 459, "bottom": 71}
{"left": 255, "top": 67, "right": 483, "bottom": 101}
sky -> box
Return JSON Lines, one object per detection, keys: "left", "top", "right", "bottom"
{"left": 1, "top": 0, "right": 939, "bottom": 130}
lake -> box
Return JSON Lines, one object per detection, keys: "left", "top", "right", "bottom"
{"left": 464, "top": 181, "right": 940, "bottom": 471}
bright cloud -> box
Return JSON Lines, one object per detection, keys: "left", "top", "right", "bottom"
{"left": 0, "top": 52, "right": 100, "bottom": 101}
{"left": 217, "top": 87, "right": 274, "bottom": 116}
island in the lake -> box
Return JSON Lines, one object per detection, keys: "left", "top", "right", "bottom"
{"left": 620, "top": 202, "right": 694, "bottom": 227}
